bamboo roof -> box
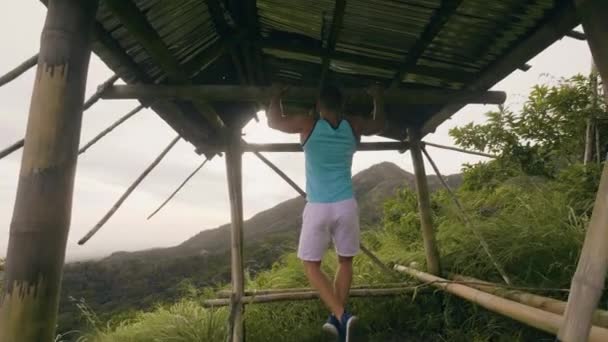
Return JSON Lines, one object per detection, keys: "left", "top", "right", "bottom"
{"left": 86, "top": 0, "right": 581, "bottom": 154}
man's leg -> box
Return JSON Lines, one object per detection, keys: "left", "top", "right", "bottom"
{"left": 304, "top": 260, "right": 345, "bottom": 319}
{"left": 334, "top": 256, "right": 353, "bottom": 306}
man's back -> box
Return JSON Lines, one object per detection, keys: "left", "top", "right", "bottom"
{"left": 303, "top": 119, "right": 357, "bottom": 203}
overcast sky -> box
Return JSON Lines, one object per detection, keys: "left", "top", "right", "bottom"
{"left": 0, "top": 2, "right": 593, "bottom": 261}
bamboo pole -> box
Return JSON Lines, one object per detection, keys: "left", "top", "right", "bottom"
{"left": 147, "top": 158, "right": 209, "bottom": 220}
{"left": 585, "top": 63, "right": 598, "bottom": 165}
{"left": 421, "top": 146, "right": 510, "bottom": 285}
{"left": 216, "top": 282, "right": 418, "bottom": 298}
{"left": 449, "top": 274, "right": 608, "bottom": 328}
{"left": 409, "top": 129, "right": 441, "bottom": 275}
{"left": 243, "top": 141, "right": 410, "bottom": 153}
{"left": 394, "top": 265, "right": 608, "bottom": 341}
{"left": 0, "top": 1, "right": 98, "bottom": 340}
{"left": 560, "top": 1, "right": 608, "bottom": 340}
{"left": 0, "top": 54, "right": 38, "bottom": 88}
{"left": 205, "top": 287, "right": 424, "bottom": 307}
{"left": 422, "top": 141, "right": 498, "bottom": 158}
{"left": 225, "top": 128, "right": 245, "bottom": 342}
{"left": 0, "top": 74, "right": 119, "bottom": 162}
{"left": 78, "top": 135, "right": 181, "bottom": 245}
{"left": 78, "top": 104, "right": 144, "bottom": 155}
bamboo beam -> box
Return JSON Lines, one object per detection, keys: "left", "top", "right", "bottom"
{"left": 78, "top": 105, "right": 145, "bottom": 155}
{"left": 0, "top": 1, "right": 98, "bottom": 340}
{"left": 391, "top": 0, "right": 464, "bottom": 87}
{"left": 103, "top": 0, "right": 226, "bottom": 131}
{"left": 78, "top": 136, "right": 181, "bottom": 245}
{"left": 422, "top": 1, "right": 580, "bottom": 135}
{"left": 319, "top": 0, "right": 346, "bottom": 88}
{"left": 243, "top": 141, "right": 410, "bottom": 153}
{"left": 0, "top": 74, "right": 120, "bottom": 162}
{"left": 215, "top": 282, "right": 417, "bottom": 297}
{"left": 421, "top": 146, "right": 510, "bottom": 285}
{"left": 225, "top": 128, "right": 245, "bottom": 342}
{"left": 204, "top": 287, "right": 423, "bottom": 307}
{"left": 449, "top": 274, "right": 608, "bottom": 328}
{"left": 559, "top": 1, "right": 608, "bottom": 340}
{"left": 147, "top": 159, "right": 209, "bottom": 220}
{"left": 251, "top": 150, "right": 306, "bottom": 197}
{"left": 0, "top": 141, "right": 24, "bottom": 160}
{"left": 257, "top": 39, "right": 475, "bottom": 83}
{"left": 394, "top": 265, "right": 608, "bottom": 341}
{"left": 0, "top": 54, "right": 38, "bottom": 88}
{"left": 102, "top": 84, "right": 507, "bottom": 105}
{"left": 422, "top": 141, "right": 498, "bottom": 158}
{"left": 409, "top": 129, "right": 441, "bottom": 276}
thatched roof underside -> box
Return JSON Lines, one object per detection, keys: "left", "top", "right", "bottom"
{"left": 87, "top": 0, "right": 580, "bottom": 153}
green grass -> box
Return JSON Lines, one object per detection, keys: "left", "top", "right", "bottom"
{"left": 72, "top": 164, "right": 600, "bottom": 341}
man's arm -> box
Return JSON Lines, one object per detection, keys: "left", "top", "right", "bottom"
{"left": 349, "top": 85, "right": 386, "bottom": 136}
{"left": 267, "top": 86, "right": 313, "bottom": 134}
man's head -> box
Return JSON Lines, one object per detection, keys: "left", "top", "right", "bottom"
{"left": 317, "top": 85, "right": 343, "bottom": 118}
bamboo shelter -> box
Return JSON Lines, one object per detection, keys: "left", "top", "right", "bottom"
{"left": 1, "top": 0, "right": 608, "bottom": 341}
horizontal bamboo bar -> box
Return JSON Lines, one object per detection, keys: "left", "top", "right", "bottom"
{"left": 215, "top": 282, "right": 417, "bottom": 298}
{"left": 422, "top": 141, "right": 498, "bottom": 158}
{"left": 394, "top": 265, "right": 608, "bottom": 341}
{"left": 204, "top": 287, "right": 425, "bottom": 307}
{"left": 449, "top": 274, "right": 608, "bottom": 328}
{"left": 0, "top": 54, "right": 38, "bottom": 87}
{"left": 243, "top": 141, "right": 410, "bottom": 153}
{"left": 102, "top": 85, "right": 507, "bottom": 105}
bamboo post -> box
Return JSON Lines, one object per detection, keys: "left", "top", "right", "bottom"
{"left": 422, "top": 141, "right": 497, "bottom": 158}
{"left": 226, "top": 128, "right": 245, "bottom": 342}
{"left": 394, "top": 265, "right": 608, "bottom": 341}
{"left": 147, "top": 158, "right": 209, "bottom": 220}
{"left": 0, "top": 1, "right": 98, "bottom": 340}
{"left": 449, "top": 274, "right": 608, "bottom": 328}
{"left": 0, "top": 54, "right": 38, "bottom": 88}
{"left": 204, "top": 287, "right": 425, "bottom": 307}
{"left": 421, "top": 146, "right": 510, "bottom": 285}
{"left": 79, "top": 104, "right": 144, "bottom": 155}
{"left": 78, "top": 135, "right": 181, "bottom": 245}
{"left": 409, "top": 129, "right": 441, "bottom": 275}
{"left": 559, "top": 1, "right": 608, "bottom": 340}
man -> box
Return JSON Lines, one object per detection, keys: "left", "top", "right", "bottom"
{"left": 267, "top": 84, "right": 385, "bottom": 341}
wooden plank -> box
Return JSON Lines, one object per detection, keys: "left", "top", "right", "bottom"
{"left": 78, "top": 136, "right": 181, "bottom": 245}
{"left": 408, "top": 129, "right": 441, "bottom": 275}
{"left": 225, "top": 128, "right": 245, "bottom": 342}
{"left": 391, "top": 0, "right": 464, "bottom": 87}
{"left": 319, "top": 0, "right": 346, "bottom": 88}
{"left": 559, "top": 1, "right": 608, "bottom": 340}
{"left": 242, "top": 141, "right": 409, "bottom": 153}
{"left": 102, "top": 84, "right": 507, "bottom": 105}
{"left": 216, "top": 282, "right": 417, "bottom": 297}
{"left": 394, "top": 264, "right": 608, "bottom": 341}
{"left": 422, "top": 2, "right": 580, "bottom": 135}
{"left": 0, "top": 54, "right": 38, "bottom": 87}
{"left": 0, "top": 1, "right": 98, "bottom": 340}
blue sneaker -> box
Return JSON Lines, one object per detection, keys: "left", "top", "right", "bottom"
{"left": 339, "top": 312, "right": 357, "bottom": 342}
{"left": 322, "top": 314, "right": 339, "bottom": 336}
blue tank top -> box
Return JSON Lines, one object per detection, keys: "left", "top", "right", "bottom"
{"left": 303, "top": 119, "right": 358, "bottom": 203}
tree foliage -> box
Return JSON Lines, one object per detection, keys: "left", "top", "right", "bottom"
{"left": 450, "top": 75, "right": 608, "bottom": 178}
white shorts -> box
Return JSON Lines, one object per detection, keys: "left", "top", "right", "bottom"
{"left": 297, "top": 198, "right": 360, "bottom": 261}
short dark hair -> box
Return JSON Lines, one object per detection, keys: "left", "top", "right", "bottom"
{"left": 319, "top": 85, "right": 343, "bottom": 113}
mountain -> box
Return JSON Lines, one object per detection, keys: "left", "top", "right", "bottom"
{"left": 58, "top": 162, "right": 462, "bottom": 333}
